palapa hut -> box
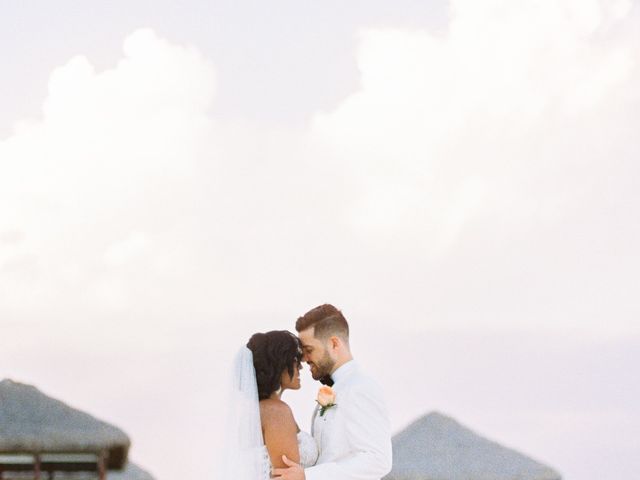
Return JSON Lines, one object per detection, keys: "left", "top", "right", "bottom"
{"left": 0, "top": 379, "right": 154, "bottom": 480}
{"left": 385, "top": 411, "right": 561, "bottom": 480}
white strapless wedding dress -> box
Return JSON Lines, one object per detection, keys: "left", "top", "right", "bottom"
{"left": 260, "top": 431, "right": 319, "bottom": 478}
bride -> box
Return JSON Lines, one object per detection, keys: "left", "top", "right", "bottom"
{"left": 225, "top": 330, "right": 319, "bottom": 479}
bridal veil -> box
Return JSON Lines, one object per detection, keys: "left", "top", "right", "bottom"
{"left": 221, "top": 346, "right": 269, "bottom": 479}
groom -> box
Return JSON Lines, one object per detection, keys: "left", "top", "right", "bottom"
{"left": 273, "top": 304, "right": 392, "bottom": 480}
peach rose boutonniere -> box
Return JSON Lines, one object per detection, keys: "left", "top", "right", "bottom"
{"left": 316, "top": 385, "right": 337, "bottom": 416}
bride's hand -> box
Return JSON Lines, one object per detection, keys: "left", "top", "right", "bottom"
{"left": 272, "top": 455, "right": 305, "bottom": 480}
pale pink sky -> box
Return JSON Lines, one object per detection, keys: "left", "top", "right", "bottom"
{"left": 1, "top": 1, "right": 639, "bottom": 479}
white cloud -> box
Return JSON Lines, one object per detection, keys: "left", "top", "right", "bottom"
{"left": 0, "top": 28, "right": 216, "bottom": 324}
{"left": 310, "top": 0, "right": 640, "bottom": 333}
{"left": 2, "top": 1, "right": 640, "bottom": 340}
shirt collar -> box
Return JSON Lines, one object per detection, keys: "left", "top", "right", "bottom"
{"left": 331, "top": 359, "right": 357, "bottom": 386}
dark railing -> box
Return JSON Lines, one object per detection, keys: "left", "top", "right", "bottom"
{"left": 0, "top": 451, "right": 107, "bottom": 480}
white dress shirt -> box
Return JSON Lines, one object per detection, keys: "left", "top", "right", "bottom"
{"left": 305, "top": 360, "right": 392, "bottom": 480}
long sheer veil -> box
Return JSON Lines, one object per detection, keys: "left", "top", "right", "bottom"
{"left": 221, "top": 346, "right": 268, "bottom": 479}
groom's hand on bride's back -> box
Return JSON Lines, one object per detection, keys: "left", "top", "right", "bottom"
{"left": 272, "top": 455, "right": 305, "bottom": 480}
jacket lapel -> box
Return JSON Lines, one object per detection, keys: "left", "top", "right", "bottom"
{"left": 310, "top": 403, "right": 320, "bottom": 436}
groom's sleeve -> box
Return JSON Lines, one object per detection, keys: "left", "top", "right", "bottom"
{"left": 305, "top": 380, "right": 392, "bottom": 480}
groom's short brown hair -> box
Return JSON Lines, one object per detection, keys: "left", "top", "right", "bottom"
{"left": 296, "top": 304, "right": 349, "bottom": 341}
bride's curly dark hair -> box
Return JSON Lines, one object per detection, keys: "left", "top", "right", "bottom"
{"left": 247, "top": 330, "right": 302, "bottom": 400}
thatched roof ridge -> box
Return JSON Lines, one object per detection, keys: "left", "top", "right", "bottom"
{"left": 0, "top": 379, "right": 130, "bottom": 469}
{"left": 385, "top": 411, "right": 561, "bottom": 480}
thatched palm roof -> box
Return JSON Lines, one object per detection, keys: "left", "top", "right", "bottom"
{"left": 385, "top": 411, "right": 561, "bottom": 480}
{"left": 0, "top": 379, "right": 130, "bottom": 469}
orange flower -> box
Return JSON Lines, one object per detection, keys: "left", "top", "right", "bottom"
{"left": 316, "top": 386, "right": 337, "bottom": 416}
{"left": 317, "top": 386, "right": 336, "bottom": 406}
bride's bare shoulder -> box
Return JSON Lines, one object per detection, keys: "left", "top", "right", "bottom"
{"left": 260, "top": 398, "right": 295, "bottom": 425}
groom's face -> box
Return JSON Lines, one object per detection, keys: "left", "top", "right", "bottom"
{"left": 298, "top": 327, "right": 336, "bottom": 380}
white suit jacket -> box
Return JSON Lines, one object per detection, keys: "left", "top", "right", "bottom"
{"left": 305, "top": 360, "right": 392, "bottom": 480}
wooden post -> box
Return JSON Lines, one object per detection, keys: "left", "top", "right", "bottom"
{"left": 97, "top": 451, "right": 106, "bottom": 480}
{"left": 34, "top": 453, "right": 41, "bottom": 480}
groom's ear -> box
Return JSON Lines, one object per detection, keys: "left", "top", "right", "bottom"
{"left": 329, "top": 335, "right": 341, "bottom": 350}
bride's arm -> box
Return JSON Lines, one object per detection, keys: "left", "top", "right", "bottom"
{"left": 261, "top": 401, "right": 301, "bottom": 469}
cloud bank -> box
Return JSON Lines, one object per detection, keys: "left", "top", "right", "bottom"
{"left": 2, "top": 1, "right": 639, "bottom": 338}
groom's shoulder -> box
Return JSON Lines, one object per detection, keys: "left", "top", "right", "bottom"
{"left": 347, "top": 367, "right": 385, "bottom": 396}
